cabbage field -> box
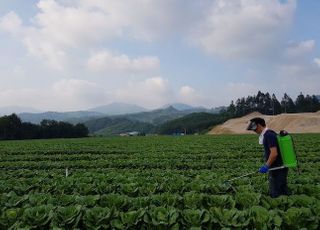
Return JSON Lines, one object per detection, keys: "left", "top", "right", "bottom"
{"left": 0, "top": 134, "right": 319, "bottom": 229}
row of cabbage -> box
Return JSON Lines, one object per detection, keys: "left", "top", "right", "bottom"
{"left": 0, "top": 171, "right": 319, "bottom": 198}
{"left": 2, "top": 204, "right": 318, "bottom": 229}
{"left": 0, "top": 134, "right": 319, "bottom": 229}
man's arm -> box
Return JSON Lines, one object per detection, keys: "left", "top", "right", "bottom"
{"left": 266, "top": 147, "right": 278, "bottom": 167}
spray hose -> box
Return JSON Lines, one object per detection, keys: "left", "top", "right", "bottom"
{"left": 225, "top": 166, "right": 286, "bottom": 183}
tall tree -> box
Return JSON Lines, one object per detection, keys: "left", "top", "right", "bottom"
{"left": 295, "top": 92, "right": 306, "bottom": 112}
{"left": 303, "top": 94, "right": 320, "bottom": 112}
{"left": 311, "top": 95, "right": 320, "bottom": 112}
{"left": 0, "top": 114, "right": 22, "bottom": 139}
{"left": 227, "top": 100, "right": 236, "bottom": 117}
{"left": 256, "top": 91, "right": 265, "bottom": 113}
{"left": 271, "top": 94, "right": 282, "bottom": 115}
{"left": 264, "top": 92, "right": 272, "bottom": 115}
{"left": 281, "top": 93, "right": 296, "bottom": 113}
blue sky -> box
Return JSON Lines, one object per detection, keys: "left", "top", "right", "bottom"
{"left": 0, "top": 0, "right": 319, "bottom": 111}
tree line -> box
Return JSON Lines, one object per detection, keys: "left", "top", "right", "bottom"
{"left": 157, "top": 112, "right": 227, "bottom": 135}
{"left": 0, "top": 114, "right": 89, "bottom": 140}
{"left": 223, "top": 91, "right": 320, "bottom": 118}
{"left": 142, "top": 91, "right": 320, "bottom": 135}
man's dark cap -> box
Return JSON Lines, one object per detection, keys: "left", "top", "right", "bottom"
{"left": 246, "top": 117, "right": 266, "bottom": 130}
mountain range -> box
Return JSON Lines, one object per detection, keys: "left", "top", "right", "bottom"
{"left": 0, "top": 102, "right": 225, "bottom": 135}
{"left": 88, "top": 103, "right": 147, "bottom": 115}
{"left": 0, "top": 106, "right": 41, "bottom": 116}
{"left": 19, "top": 111, "right": 105, "bottom": 124}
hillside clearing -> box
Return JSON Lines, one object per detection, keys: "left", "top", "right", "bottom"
{"left": 209, "top": 111, "right": 320, "bottom": 134}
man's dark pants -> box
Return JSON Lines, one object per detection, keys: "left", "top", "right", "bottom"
{"left": 268, "top": 168, "right": 289, "bottom": 198}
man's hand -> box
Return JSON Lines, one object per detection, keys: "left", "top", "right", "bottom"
{"left": 259, "top": 165, "right": 269, "bottom": 173}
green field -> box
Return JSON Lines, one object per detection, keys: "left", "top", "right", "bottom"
{"left": 0, "top": 134, "right": 319, "bottom": 229}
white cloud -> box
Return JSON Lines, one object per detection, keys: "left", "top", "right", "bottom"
{"left": 0, "top": 79, "right": 109, "bottom": 111}
{"left": 77, "top": 0, "right": 200, "bottom": 41}
{"left": 177, "top": 86, "right": 207, "bottom": 106}
{"left": 23, "top": 35, "right": 69, "bottom": 70}
{"left": 51, "top": 79, "right": 107, "bottom": 105}
{"left": 226, "top": 82, "right": 258, "bottom": 99}
{"left": 176, "top": 83, "right": 260, "bottom": 108}
{"left": 2, "top": 0, "right": 187, "bottom": 46}
{"left": 0, "top": 10, "right": 71, "bottom": 70}
{"left": 191, "top": 0, "right": 296, "bottom": 59}
{"left": 274, "top": 39, "right": 320, "bottom": 95}
{"left": 87, "top": 51, "right": 160, "bottom": 73}
{"left": 0, "top": 0, "right": 175, "bottom": 71}
{"left": 0, "top": 0, "right": 205, "bottom": 54}
{"left": 276, "top": 63, "right": 320, "bottom": 96}
{"left": 0, "top": 0, "right": 299, "bottom": 63}
{"left": 314, "top": 58, "right": 320, "bottom": 67}
{"left": 34, "top": 0, "right": 122, "bottom": 47}
{"left": 1, "top": 0, "right": 318, "bottom": 111}
{"left": 285, "top": 40, "right": 315, "bottom": 59}
{"left": 115, "top": 79, "right": 218, "bottom": 109}
{"left": 115, "top": 77, "right": 173, "bottom": 108}
{"left": 0, "top": 89, "right": 41, "bottom": 108}
{"left": 2, "top": 0, "right": 298, "bottom": 70}
{"left": 0, "top": 11, "right": 22, "bottom": 35}
{"left": 49, "top": 79, "right": 110, "bottom": 110}
{"left": 179, "top": 86, "right": 196, "bottom": 97}
{"left": 178, "top": 86, "right": 196, "bottom": 104}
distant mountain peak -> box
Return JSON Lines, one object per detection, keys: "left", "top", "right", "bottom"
{"left": 0, "top": 106, "right": 42, "bottom": 116}
{"left": 162, "top": 105, "right": 179, "bottom": 112}
{"left": 89, "top": 102, "right": 147, "bottom": 115}
{"left": 162, "top": 103, "right": 195, "bottom": 111}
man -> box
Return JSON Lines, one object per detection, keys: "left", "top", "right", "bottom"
{"left": 247, "top": 117, "right": 289, "bottom": 198}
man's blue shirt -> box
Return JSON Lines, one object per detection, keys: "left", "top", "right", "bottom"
{"left": 263, "top": 129, "right": 283, "bottom": 167}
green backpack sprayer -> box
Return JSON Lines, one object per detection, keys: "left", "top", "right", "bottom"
{"left": 226, "top": 130, "right": 299, "bottom": 182}
{"left": 277, "top": 130, "right": 298, "bottom": 168}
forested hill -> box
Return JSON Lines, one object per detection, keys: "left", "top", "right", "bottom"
{"left": 84, "top": 116, "right": 155, "bottom": 135}
{"left": 165, "top": 91, "right": 320, "bottom": 136}
{"left": 157, "top": 112, "right": 228, "bottom": 135}
{"left": 83, "top": 106, "right": 218, "bottom": 135}
{"left": 2, "top": 91, "right": 319, "bottom": 138}
{"left": 223, "top": 91, "right": 320, "bottom": 118}
{"left": 0, "top": 114, "right": 88, "bottom": 140}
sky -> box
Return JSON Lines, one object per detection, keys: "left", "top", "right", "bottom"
{"left": 0, "top": 0, "right": 319, "bottom": 111}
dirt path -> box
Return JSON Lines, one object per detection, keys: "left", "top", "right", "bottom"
{"left": 208, "top": 111, "right": 320, "bottom": 134}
